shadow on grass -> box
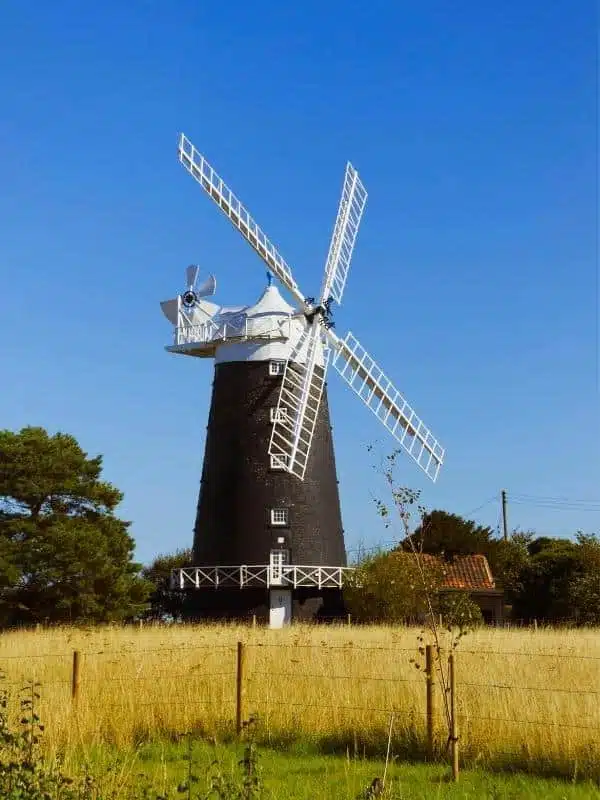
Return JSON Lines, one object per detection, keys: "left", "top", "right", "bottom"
{"left": 250, "top": 724, "right": 600, "bottom": 786}
{"left": 124, "top": 714, "right": 600, "bottom": 786}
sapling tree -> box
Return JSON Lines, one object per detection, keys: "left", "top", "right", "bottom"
{"left": 366, "top": 445, "right": 478, "bottom": 758}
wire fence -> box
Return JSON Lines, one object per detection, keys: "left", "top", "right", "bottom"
{"left": 1, "top": 641, "right": 599, "bottom": 778}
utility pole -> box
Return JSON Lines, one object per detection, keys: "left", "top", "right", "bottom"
{"left": 501, "top": 490, "right": 508, "bottom": 541}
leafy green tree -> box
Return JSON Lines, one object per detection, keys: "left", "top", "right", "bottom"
{"left": 568, "top": 571, "right": 600, "bottom": 624}
{"left": 437, "top": 591, "right": 484, "bottom": 628}
{"left": 344, "top": 549, "right": 443, "bottom": 623}
{"left": 492, "top": 531, "right": 532, "bottom": 604}
{"left": 566, "top": 533, "right": 600, "bottom": 624}
{"left": 345, "top": 546, "right": 487, "bottom": 630}
{"left": 142, "top": 548, "right": 193, "bottom": 620}
{"left": 511, "top": 536, "right": 583, "bottom": 622}
{"left": 0, "top": 426, "right": 152, "bottom": 625}
{"left": 528, "top": 536, "right": 558, "bottom": 556}
{"left": 406, "top": 510, "right": 496, "bottom": 560}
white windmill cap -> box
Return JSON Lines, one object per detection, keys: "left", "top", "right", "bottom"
{"left": 245, "top": 280, "right": 296, "bottom": 319}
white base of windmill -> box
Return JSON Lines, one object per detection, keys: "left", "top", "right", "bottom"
{"left": 269, "top": 588, "right": 292, "bottom": 628}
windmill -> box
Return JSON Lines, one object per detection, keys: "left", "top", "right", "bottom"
{"left": 163, "top": 134, "right": 444, "bottom": 627}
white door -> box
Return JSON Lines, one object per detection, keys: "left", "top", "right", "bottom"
{"left": 269, "top": 589, "right": 292, "bottom": 629}
{"left": 269, "top": 548, "right": 289, "bottom": 586}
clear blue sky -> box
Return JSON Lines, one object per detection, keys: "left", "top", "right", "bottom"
{"left": 0, "top": 1, "right": 597, "bottom": 564}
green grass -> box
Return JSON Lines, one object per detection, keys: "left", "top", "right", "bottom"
{"left": 67, "top": 739, "right": 600, "bottom": 799}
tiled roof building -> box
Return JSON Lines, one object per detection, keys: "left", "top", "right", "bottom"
{"left": 421, "top": 553, "right": 503, "bottom": 622}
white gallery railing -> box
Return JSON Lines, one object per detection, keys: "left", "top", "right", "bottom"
{"left": 174, "top": 317, "right": 292, "bottom": 347}
{"left": 171, "top": 565, "right": 355, "bottom": 590}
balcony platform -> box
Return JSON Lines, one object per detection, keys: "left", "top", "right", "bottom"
{"left": 167, "top": 317, "right": 292, "bottom": 358}
{"left": 171, "top": 565, "right": 355, "bottom": 590}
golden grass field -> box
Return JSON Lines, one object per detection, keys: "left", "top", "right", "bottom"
{"left": 1, "top": 622, "right": 599, "bottom": 776}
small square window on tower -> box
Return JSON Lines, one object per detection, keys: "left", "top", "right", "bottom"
{"left": 270, "top": 406, "right": 289, "bottom": 423}
{"left": 269, "top": 360, "right": 285, "bottom": 376}
{"left": 270, "top": 453, "right": 289, "bottom": 470}
{"left": 270, "top": 507, "right": 289, "bottom": 526}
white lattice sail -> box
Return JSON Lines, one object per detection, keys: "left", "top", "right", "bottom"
{"left": 331, "top": 331, "right": 444, "bottom": 481}
{"left": 268, "top": 325, "right": 330, "bottom": 480}
{"left": 177, "top": 132, "right": 445, "bottom": 484}
{"left": 320, "top": 162, "right": 368, "bottom": 306}
{"left": 178, "top": 134, "right": 305, "bottom": 306}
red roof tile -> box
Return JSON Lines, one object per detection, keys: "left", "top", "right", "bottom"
{"left": 420, "top": 553, "right": 496, "bottom": 591}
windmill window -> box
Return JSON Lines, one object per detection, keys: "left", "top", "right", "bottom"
{"left": 270, "top": 406, "right": 289, "bottom": 423}
{"left": 270, "top": 453, "right": 289, "bottom": 470}
{"left": 269, "top": 361, "right": 285, "bottom": 376}
{"left": 270, "top": 508, "right": 289, "bottom": 526}
{"left": 270, "top": 548, "right": 290, "bottom": 566}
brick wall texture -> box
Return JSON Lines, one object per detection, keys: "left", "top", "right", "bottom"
{"left": 192, "top": 360, "right": 347, "bottom": 570}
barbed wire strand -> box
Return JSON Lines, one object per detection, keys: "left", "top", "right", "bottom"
{"left": 245, "top": 673, "right": 423, "bottom": 684}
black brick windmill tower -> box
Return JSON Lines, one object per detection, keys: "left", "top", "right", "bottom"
{"left": 162, "top": 134, "right": 445, "bottom": 627}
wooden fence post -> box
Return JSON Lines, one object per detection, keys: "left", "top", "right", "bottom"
{"left": 236, "top": 641, "right": 245, "bottom": 736}
{"left": 425, "top": 644, "right": 435, "bottom": 758}
{"left": 347, "top": 613, "right": 352, "bottom": 626}
{"left": 448, "top": 652, "right": 459, "bottom": 781}
{"left": 71, "top": 650, "right": 81, "bottom": 704}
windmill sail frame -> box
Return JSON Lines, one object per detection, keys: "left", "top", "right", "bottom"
{"left": 177, "top": 132, "right": 445, "bottom": 483}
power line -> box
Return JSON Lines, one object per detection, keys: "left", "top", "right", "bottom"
{"left": 460, "top": 495, "right": 499, "bottom": 519}
{"left": 512, "top": 502, "right": 600, "bottom": 513}
{"left": 346, "top": 491, "right": 600, "bottom": 556}
{"left": 347, "top": 497, "right": 501, "bottom": 556}
{"left": 512, "top": 492, "right": 600, "bottom": 504}
{"left": 511, "top": 494, "right": 600, "bottom": 512}
{"left": 346, "top": 539, "right": 401, "bottom": 556}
